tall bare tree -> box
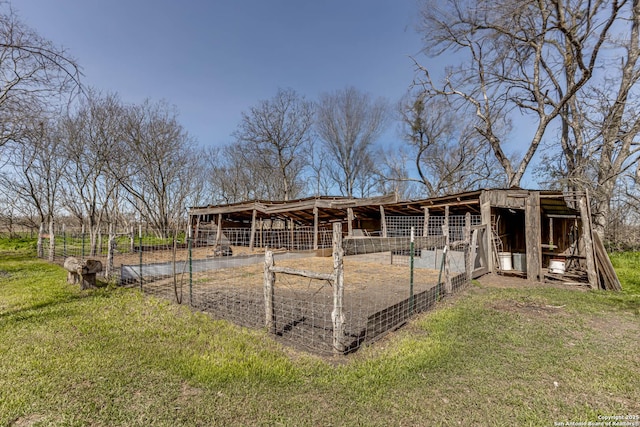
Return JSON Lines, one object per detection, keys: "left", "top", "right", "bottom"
{"left": 397, "top": 92, "right": 505, "bottom": 197}
{"left": 118, "top": 99, "right": 197, "bottom": 235}
{"left": 233, "top": 88, "right": 314, "bottom": 201}
{"left": 0, "top": 114, "right": 68, "bottom": 256}
{"left": 0, "top": 5, "right": 81, "bottom": 148}
{"left": 315, "top": 86, "right": 388, "bottom": 197}
{"left": 60, "top": 90, "right": 123, "bottom": 254}
{"left": 417, "top": 0, "right": 640, "bottom": 236}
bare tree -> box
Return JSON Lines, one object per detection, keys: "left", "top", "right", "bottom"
{"left": 0, "top": 115, "right": 68, "bottom": 253}
{"left": 118, "top": 99, "right": 197, "bottom": 235}
{"left": 315, "top": 86, "right": 389, "bottom": 197}
{"left": 417, "top": 0, "right": 640, "bottom": 236}
{"left": 397, "top": 92, "right": 505, "bottom": 197}
{"left": 307, "top": 146, "right": 334, "bottom": 197}
{"left": 60, "top": 90, "right": 124, "bottom": 254}
{"left": 0, "top": 5, "right": 81, "bottom": 148}
{"left": 233, "top": 88, "right": 314, "bottom": 201}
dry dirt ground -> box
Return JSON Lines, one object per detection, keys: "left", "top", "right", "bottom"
{"left": 131, "top": 250, "right": 451, "bottom": 355}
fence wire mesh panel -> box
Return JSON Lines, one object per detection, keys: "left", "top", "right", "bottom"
{"left": 39, "top": 218, "right": 477, "bottom": 356}
{"left": 196, "top": 227, "right": 334, "bottom": 251}
{"left": 387, "top": 215, "right": 481, "bottom": 241}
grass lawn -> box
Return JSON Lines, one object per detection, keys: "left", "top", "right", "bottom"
{"left": 1, "top": 238, "right": 638, "bottom": 426}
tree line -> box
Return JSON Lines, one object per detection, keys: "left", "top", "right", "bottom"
{"left": 1, "top": 1, "right": 639, "bottom": 244}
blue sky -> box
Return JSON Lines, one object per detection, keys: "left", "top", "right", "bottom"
{"left": 15, "top": 0, "right": 426, "bottom": 148}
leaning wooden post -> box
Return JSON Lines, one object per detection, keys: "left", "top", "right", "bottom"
{"left": 579, "top": 194, "right": 598, "bottom": 289}
{"left": 331, "top": 222, "right": 346, "bottom": 355}
{"left": 263, "top": 249, "right": 276, "bottom": 334}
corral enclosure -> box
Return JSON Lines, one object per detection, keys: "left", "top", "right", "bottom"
{"left": 41, "top": 214, "right": 478, "bottom": 355}
{"left": 117, "top": 219, "right": 475, "bottom": 355}
{"left": 38, "top": 189, "right": 621, "bottom": 355}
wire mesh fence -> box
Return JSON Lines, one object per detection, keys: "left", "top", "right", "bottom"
{"left": 38, "top": 216, "right": 479, "bottom": 356}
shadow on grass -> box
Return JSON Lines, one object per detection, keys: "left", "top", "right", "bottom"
{"left": 0, "top": 293, "right": 87, "bottom": 325}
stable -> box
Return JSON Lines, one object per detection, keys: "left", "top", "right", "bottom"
{"left": 188, "top": 188, "right": 620, "bottom": 290}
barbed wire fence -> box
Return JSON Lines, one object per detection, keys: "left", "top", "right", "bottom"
{"left": 36, "top": 215, "right": 482, "bottom": 355}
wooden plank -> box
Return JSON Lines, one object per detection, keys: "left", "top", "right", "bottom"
{"left": 269, "top": 266, "right": 334, "bottom": 282}
{"left": 593, "top": 232, "right": 622, "bottom": 291}
{"left": 578, "top": 195, "right": 598, "bottom": 289}
{"left": 342, "top": 236, "right": 445, "bottom": 256}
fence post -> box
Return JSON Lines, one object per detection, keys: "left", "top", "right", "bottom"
{"left": 106, "top": 223, "right": 114, "bottom": 280}
{"left": 443, "top": 206, "right": 452, "bottom": 295}
{"left": 188, "top": 225, "right": 193, "bottom": 305}
{"left": 263, "top": 249, "right": 276, "bottom": 334}
{"left": 48, "top": 219, "right": 55, "bottom": 262}
{"left": 409, "top": 227, "right": 415, "bottom": 314}
{"left": 138, "top": 225, "right": 143, "bottom": 291}
{"left": 331, "top": 222, "right": 346, "bottom": 355}
{"left": 63, "top": 224, "right": 67, "bottom": 258}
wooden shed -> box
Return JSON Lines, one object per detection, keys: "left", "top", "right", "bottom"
{"left": 188, "top": 189, "right": 620, "bottom": 290}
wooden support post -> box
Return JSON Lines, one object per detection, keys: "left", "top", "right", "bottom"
{"left": 313, "top": 207, "right": 319, "bottom": 250}
{"left": 347, "top": 208, "right": 354, "bottom": 237}
{"left": 193, "top": 215, "right": 201, "bottom": 241}
{"left": 443, "top": 206, "right": 452, "bottom": 295}
{"left": 215, "top": 214, "right": 223, "bottom": 247}
{"left": 479, "top": 191, "right": 493, "bottom": 272}
{"left": 130, "top": 226, "right": 135, "bottom": 253}
{"left": 259, "top": 218, "right": 263, "bottom": 249}
{"left": 423, "top": 207, "right": 430, "bottom": 237}
{"left": 249, "top": 209, "right": 257, "bottom": 251}
{"left": 289, "top": 218, "right": 294, "bottom": 251}
{"left": 331, "top": 222, "right": 346, "bottom": 355}
{"left": 263, "top": 250, "right": 276, "bottom": 334}
{"left": 380, "top": 205, "right": 387, "bottom": 237}
{"left": 525, "top": 192, "right": 542, "bottom": 282}
{"left": 579, "top": 194, "right": 598, "bottom": 289}
{"left": 464, "top": 212, "right": 471, "bottom": 242}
